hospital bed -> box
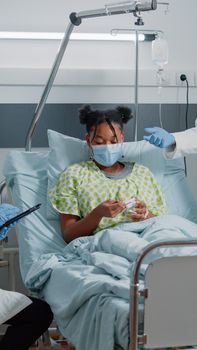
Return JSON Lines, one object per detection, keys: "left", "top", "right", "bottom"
{"left": 2, "top": 128, "right": 197, "bottom": 350}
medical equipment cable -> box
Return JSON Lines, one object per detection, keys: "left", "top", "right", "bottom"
{"left": 180, "top": 74, "right": 189, "bottom": 176}
{"left": 185, "top": 77, "right": 189, "bottom": 176}
{"left": 180, "top": 74, "right": 189, "bottom": 130}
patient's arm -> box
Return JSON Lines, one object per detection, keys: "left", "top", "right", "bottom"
{"left": 60, "top": 211, "right": 101, "bottom": 243}
{"left": 60, "top": 199, "right": 125, "bottom": 243}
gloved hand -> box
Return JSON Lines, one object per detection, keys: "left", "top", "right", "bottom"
{"left": 143, "top": 127, "right": 175, "bottom": 148}
{"left": 0, "top": 204, "right": 20, "bottom": 240}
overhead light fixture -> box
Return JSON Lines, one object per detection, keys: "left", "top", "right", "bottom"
{"left": 0, "top": 32, "right": 64, "bottom": 40}
{"left": 0, "top": 31, "right": 145, "bottom": 41}
{"left": 71, "top": 32, "right": 145, "bottom": 41}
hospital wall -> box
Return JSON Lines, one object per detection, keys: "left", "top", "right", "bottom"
{"left": 1, "top": 0, "right": 197, "bottom": 292}
{"left": 0, "top": 0, "right": 197, "bottom": 105}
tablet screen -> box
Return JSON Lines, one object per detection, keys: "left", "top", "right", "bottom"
{"left": 0, "top": 203, "right": 42, "bottom": 230}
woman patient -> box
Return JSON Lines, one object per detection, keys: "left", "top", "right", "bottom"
{"left": 49, "top": 105, "right": 166, "bottom": 243}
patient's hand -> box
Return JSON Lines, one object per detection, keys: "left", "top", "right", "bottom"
{"left": 95, "top": 200, "right": 126, "bottom": 218}
{"left": 130, "top": 198, "right": 154, "bottom": 221}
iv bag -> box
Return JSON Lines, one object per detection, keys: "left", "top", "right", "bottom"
{"left": 152, "top": 37, "right": 168, "bottom": 68}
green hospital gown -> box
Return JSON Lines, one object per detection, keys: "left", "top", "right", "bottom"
{"left": 49, "top": 161, "right": 167, "bottom": 233}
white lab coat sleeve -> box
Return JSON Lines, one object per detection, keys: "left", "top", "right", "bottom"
{"left": 164, "top": 126, "right": 197, "bottom": 159}
{"left": 0, "top": 288, "right": 32, "bottom": 324}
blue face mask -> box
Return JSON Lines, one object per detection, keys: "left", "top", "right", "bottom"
{"left": 91, "top": 143, "right": 123, "bottom": 167}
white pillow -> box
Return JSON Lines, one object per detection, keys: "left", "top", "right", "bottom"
{"left": 47, "top": 130, "right": 89, "bottom": 219}
{"left": 47, "top": 129, "right": 165, "bottom": 220}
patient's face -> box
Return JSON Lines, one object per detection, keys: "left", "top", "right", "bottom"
{"left": 86, "top": 122, "right": 124, "bottom": 146}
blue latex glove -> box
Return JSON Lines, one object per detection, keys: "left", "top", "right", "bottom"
{"left": 143, "top": 127, "right": 175, "bottom": 148}
{"left": 0, "top": 204, "right": 20, "bottom": 240}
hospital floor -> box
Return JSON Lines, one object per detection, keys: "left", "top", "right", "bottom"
{"left": 29, "top": 332, "right": 73, "bottom": 350}
{"left": 28, "top": 322, "right": 75, "bottom": 349}
{"left": 29, "top": 344, "right": 71, "bottom": 349}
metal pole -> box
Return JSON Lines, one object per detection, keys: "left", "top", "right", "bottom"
{"left": 25, "top": 22, "right": 75, "bottom": 151}
{"left": 111, "top": 28, "right": 165, "bottom": 142}
{"left": 130, "top": 282, "right": 139, "bottom": 350}
{"left": 25, "top": 1, "right": 158, "bottom": 150}
{"left": 111, "top": 28, "right": 164, "bottom": 37}
{"left": 0, "top": 179, "right": 7, "bottom": 204}
{"left": 76, "top": 1, "right": 157, "bottom": 20}
{"left": 134, "top": 30, "right": 139, "bottom": 141}
{"left": 77, "top": 5, "right": 136, "bottom": 20}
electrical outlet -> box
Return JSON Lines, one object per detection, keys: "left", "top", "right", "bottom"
{"left": 176, "top": 71, "right": 194, "bottom": 86}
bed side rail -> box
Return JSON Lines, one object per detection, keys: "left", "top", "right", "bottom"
{"left": 130, "top": 239, "right": 197, "bottom": 350}
{"left": 0, "top": 179, "right": 9, "bottom": 259}
{"left": 0, "top": 178, "right": 7, "bottom": 203}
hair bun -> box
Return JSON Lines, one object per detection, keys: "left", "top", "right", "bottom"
{"left": 79, "top": 105, "right": 92, "bottom": 124}
{"left": 116, "top": 106, "right": 133, "bottom": 123}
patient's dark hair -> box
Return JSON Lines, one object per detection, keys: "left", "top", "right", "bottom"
{"left": 79, "top": 105, "right": 133, "bottom": 141}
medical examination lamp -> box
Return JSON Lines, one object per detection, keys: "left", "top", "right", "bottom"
{"left": 25, "top": 0, "right": 158, "bottom": 150}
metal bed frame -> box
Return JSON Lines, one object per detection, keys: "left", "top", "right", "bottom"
{"left": 130, "top": 239, "right": 197, "bottom": 350}
{"left": 2, "top": 1, "right": 197, "bottom": 349}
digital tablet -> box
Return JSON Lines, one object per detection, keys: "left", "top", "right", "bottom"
{"left": 0, "top": 203, "right": 42, "bottom": 230}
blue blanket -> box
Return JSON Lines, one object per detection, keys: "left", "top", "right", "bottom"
{"left": 25, "top": 215, "right": 197, "bottom": 350}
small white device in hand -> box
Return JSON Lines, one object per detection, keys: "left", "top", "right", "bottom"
{"left": 125, "top": 198, "right": 136, "bottom": 209}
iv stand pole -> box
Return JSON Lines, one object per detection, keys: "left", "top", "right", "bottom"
{"left": 134, "top": 30, "right": 139, "bottom": 141}
{"left": 111, "top": 28, "right": 165, "bottom": 141}
{"left": 25, "top": 1, "right": 157, "bottom": 151}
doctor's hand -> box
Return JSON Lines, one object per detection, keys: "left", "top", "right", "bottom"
{"left": 0, "top": 204, "right": 20, "bottom": 240}
{"left": 95, "top": 200, "right": 126, "bottom": 219}
{"left": 130, "top": 198, "right": 154, "bottom": 222}
{"left": 143, "top": 127, "right": 175, "bottom": 148}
